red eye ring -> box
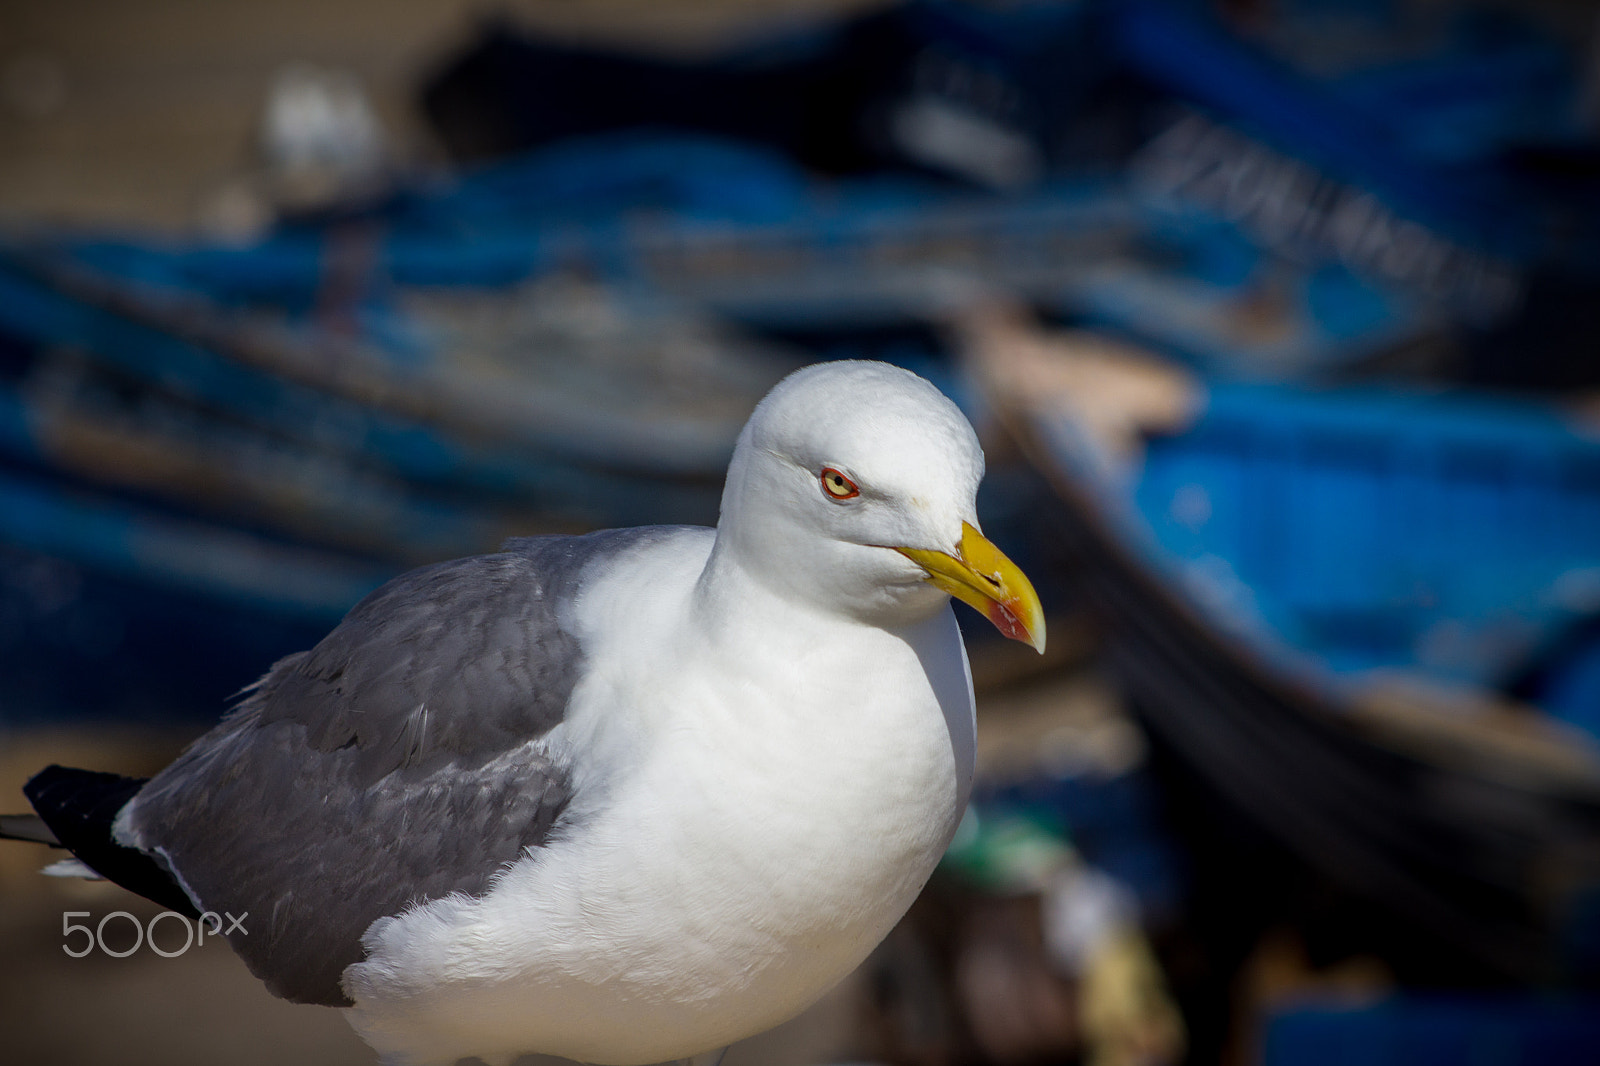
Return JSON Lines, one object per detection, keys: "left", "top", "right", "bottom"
{"left": 820, "top": 467, "right": 859, "bottom": 500}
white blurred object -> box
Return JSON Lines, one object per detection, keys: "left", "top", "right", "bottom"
{"left": 1043, "top": 866, "right": 1185, "bottom": 1066}
{"left": 890, "top": 97, "right": 1042, "bottom": 190}
{"left": 197, "top": 64, "right": 391, "bottom": 239}
{"left": 259, "top": 63, "right": 388, "bottom": 207}
{"left": 1041, "top": 864, "right": 1140, "bottom": 978}
{"left": 42, "top": 857, "right": 104, "bottom": 880}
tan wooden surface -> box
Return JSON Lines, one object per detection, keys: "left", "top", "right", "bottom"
{"left": 0, "top": 0, "right": 884, "bottom": 231}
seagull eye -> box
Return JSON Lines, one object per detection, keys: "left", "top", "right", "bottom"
{"left": 820, "top": 468, "right": 860, "bottom": 500}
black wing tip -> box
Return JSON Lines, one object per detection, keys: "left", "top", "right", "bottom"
{"left": 21, "top": 765, "right": 200, "bottom": 919}
{"left": 24, "top": 765, "right": 150, "bottom": 841}
{"left": 25, "top": 762, "right": 145, "bottom": 799}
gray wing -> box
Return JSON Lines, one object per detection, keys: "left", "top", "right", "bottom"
{"left": 124, "top": 525, "right": 700, "bottom": 1007}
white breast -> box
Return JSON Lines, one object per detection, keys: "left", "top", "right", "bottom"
{"left": 343, "top": 538, "right": 975, "bottom": 1066}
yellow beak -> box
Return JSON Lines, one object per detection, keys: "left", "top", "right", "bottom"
{"left": 895, "top": 522, "right": 1046, "bottom": 654}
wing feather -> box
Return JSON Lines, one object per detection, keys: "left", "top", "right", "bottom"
{"left": 123, "top": 526, "right": 697, "bottom": 1006}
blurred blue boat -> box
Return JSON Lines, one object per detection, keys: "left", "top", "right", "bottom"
{"left": 1128, "top": 385, "right": 1600, "bottom": 696}
{"left": 980, "top": 333, "right": 1600, "bottom": 979}
{"left": 0, "top": 182, "right": 819, "bottom": 723}
{"left": 0, "top": 116, "right": 1449, "bottom": 727}
{"left": 421, "top": 0, "right": 1598, "bottom": 331}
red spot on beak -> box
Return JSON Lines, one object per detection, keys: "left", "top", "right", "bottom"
{"left": 986, "top": 600, "right": 1030, "bottom": 644}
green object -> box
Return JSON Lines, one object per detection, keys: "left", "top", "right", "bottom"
{"left": 940, "top": 806, "right": 1076, "bottom": 894}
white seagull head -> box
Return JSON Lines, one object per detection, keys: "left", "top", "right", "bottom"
{"left": 713, "top": 360, "right": 1044, "bottom": 651}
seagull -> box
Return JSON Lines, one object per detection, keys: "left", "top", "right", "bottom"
{"left": 6, "top": 360, "right": 1044, "bottom": 1066}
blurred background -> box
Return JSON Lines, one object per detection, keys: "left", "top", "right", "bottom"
{"left": 2, "top": 0, "right": 1600, "bottom": 1063}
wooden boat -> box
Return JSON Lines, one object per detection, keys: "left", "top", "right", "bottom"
{"left": 967, "top": 312, "right": 1600, "bottom": 981}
